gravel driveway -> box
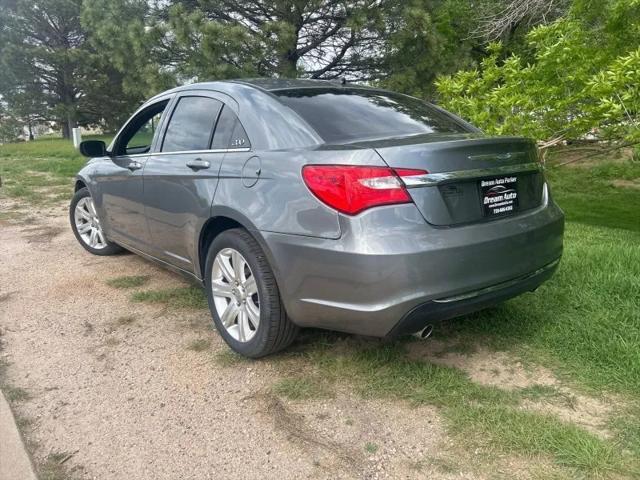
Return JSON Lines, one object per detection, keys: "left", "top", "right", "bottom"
{"left": 0, "top": 201, "right": 455, "bottom": 480}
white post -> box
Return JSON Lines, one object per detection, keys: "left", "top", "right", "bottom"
{"left": 72, "top": 127, "right": 82, "bottom": 148}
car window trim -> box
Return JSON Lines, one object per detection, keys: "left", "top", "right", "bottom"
{"left": 208, "top": 107, "right": 224, "bottom": 149}
{"left": 124, "top": 147, "right": 251, "bottom": 158}
{"left": 155, "top": 147, "right": 251, "bottom": 156}
{"left": 113, "top": 152, "right": 152, "bottom": 160}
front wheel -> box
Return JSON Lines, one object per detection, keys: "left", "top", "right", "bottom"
{"left": 205, "top": 229, "right": 298, "bottom": 358}
{"left": 69, "top": 188, "right": 123, "bottom": 255}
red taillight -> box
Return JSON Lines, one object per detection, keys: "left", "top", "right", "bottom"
{"left": 301, "top": 165, "right": 427, "bottom": 215}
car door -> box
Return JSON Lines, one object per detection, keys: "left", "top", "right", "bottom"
{"left": 95, "top": 98, "right": 171, "bottom": 251}
{"left": 142, "top": 92, "right": 244, "bottom": 272}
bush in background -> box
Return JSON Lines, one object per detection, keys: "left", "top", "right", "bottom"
{"left": 435, "top": 0, "right": 640, "bottom": 143}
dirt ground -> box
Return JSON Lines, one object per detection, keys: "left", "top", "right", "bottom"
{"left": 0, "top": 200, "right": 612, "bottom": 480}
{"left": 0, "top": 201, "right": 454, "bottom": 480}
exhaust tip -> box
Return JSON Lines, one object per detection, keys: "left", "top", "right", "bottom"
{"left": 413, "top": 324, "right": 434, "bottom": 340}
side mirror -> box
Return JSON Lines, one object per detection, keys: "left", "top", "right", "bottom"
{"left": 79, "top": 140, "right": 107, "bottom": 157}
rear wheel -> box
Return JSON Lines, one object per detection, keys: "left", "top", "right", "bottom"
{"left": 69, "top": 188, "right": 123, "bottom": 255}
{"left": 205, "top": 228, "right": 298, "bottom": 358}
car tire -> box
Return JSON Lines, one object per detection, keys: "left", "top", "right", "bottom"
{"left": 69, "top": 187, "right": 123, "bottom": 256}
{"left": 205, "top": 228, "right": 298, "bottom": 358}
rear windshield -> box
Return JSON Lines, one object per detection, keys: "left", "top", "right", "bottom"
{"left": 274, "top": 88, "right": 471, "bottom": 143}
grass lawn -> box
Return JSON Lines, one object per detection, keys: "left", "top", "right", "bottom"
{"left": 1, "top": 137, "right": 639, "bottom": 477}
{"left": 442, "top": 154, "right": 640, "bottom": 398}
{"left": 0, "top": 135, "right": 111, "bottom": 204}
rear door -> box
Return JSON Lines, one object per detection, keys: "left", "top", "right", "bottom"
{"left": 142, "top": 92, "right": 229, "bottom": 272}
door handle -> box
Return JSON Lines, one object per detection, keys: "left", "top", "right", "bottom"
{"left": 127, "top": 160, "right": 143, "bottom": 171}
{"left": 186, "top": 159, "right": 211, "bottom": 171}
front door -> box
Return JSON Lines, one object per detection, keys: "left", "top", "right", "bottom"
{"left": 143, "top": 93, "right": 238, "bottom": 272}
{"left": 95, "top": 99, "right": 170, "bottom": 251}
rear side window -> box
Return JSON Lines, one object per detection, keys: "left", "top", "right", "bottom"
{"left": 162, "top": 96, "right": 222, "bottom": 152}
{"left": 212, "top": 106, "right": 250, "bottom": 149}
{"left": 274, "top": 88, "right": 471, "bottom": 144}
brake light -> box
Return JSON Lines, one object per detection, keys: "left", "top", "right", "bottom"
{"left": 302, "top": 165, "right": 427, "bottom": 215}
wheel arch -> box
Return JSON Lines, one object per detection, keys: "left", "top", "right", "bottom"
{"left": 74, "top": 177, "right": 88, "bottom": 192}
{"left": 197, "top": 208, "right": 281, "bottom": 286}
{"left": 198, "top": 216, "right": 243, "bottom": 280}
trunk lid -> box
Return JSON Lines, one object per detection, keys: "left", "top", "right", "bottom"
{"left": 369, "top": 134, "right": 544, "bottom": 226}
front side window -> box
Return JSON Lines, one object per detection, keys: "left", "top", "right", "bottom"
{"left": 127, "top": 112, "right": 162, "bottom": 152}
{"left": 274, "top": 88, "right": 472, "bottom": 144}
{"left": 162, "top": 96, "right": 222, "bottom": 152}
{"left": 211, "top": 106, "right": 250, "bottom": 149}
{"left": 116, "top": 100, "right": 168, "bottom": 156}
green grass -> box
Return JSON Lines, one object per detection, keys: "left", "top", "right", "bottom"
{"left": 187, "top": 338, "right": 211, "bottom": 352}
{"left": 546, "top": 158, "right": 640, "bottom": 232}
{"left": 272, "top": 376, "right": 333, "bottom": 400}
{"left": 364, "top": 442, "right": 379, "bottom": 454}
{"left": 519, "top": 384, "right": 561, "bottom": 400}
{"left": 446, "top": 404, "right": 624, "bottom": 475}
{"left": 213, "top": 350, "right": 249, "bottom": 367}
{"left": 0, "top": 135, "right": 111, "bottom": 204}
{"left": 131, "top": 286, "right": 208, "bottom": 309}
{"left": 0, "top": 135, "right": 111, "bottom": 160}
{"left": 610, "top": 405, "right": 640, "bottom": 458}
{"left": 316, "top": 343, "right": 517, "bottom": 407}
{"left": 442, "top": 222, "right": 640, "bottom": 397}
{"left": 4, "top": 386, "right": 31, "bottom": 402}
{"left": 277, "top": 340, "right": 635, "bottom": 476}
{"left": 105, "top": 275, "right": 149, "bottom": 289}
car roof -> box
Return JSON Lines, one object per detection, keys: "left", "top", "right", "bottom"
{"left": 154, "top": 78, "right": 366, "bottom": 97}
{"left": 143, "top": 79, "right": 334, "bottom": 150}
{"left": 140, "top": 79, "right": 405, "bottom": 150}
{"left": 229, "top": 78, "right": 346, "bottom": 91}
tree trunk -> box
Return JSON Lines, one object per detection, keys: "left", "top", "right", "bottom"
{"left": 67, "top": 114, "right": 77, "bottom": 138}
{"left": 61, "top": 113, "right": 77, "bottom": 139}
{"left": 280, "top": 51, "right": 299, "bottom": 78}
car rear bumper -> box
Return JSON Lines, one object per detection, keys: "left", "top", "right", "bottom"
{"left": 386, "top": 257, "right": 560, "bottom": 336}
{"left": 261, "top": 198, "right": 564, "bottom": 337}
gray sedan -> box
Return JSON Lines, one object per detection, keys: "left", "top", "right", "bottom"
{"left": 71, "top": 79, "right": 564, "bottom": 357}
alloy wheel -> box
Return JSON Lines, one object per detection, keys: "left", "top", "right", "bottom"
{"left": 211, "top": 248, "right": 260, "bottom": 342}
{"left": 74, "top": 197, "right": 107, "bottom": 250}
